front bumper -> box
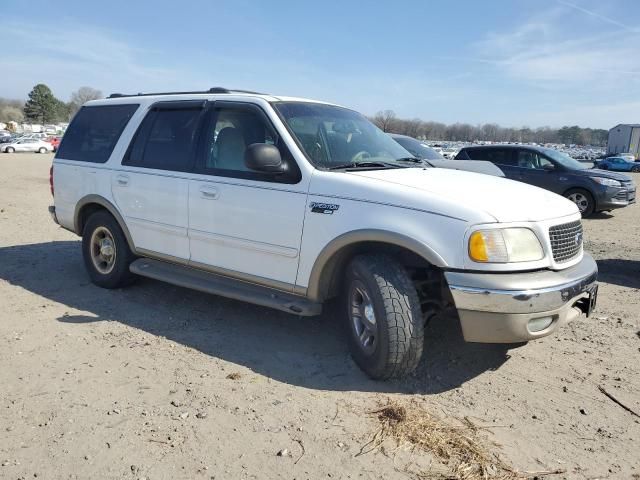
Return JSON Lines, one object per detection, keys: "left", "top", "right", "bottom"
{"left": 444, "top": 253, "right": 598, "bottom": 343}
{"left": 596, "top": 184, "right": 636, "bottom": 210}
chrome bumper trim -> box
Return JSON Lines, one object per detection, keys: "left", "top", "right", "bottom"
{"left": 445, "top": 253, "right": 598, "bottom": 314}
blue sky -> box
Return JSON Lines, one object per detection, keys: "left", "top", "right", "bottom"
{"left": 1, "top": 0, "right": 639, "bottom": 128}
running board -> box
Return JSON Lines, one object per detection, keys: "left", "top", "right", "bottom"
{"left": 129, "top": 258, "right": 322, "bottom": 316}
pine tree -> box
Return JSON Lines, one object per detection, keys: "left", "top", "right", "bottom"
{"left": 23, "top": 84, "right": 57, "bottom": 125}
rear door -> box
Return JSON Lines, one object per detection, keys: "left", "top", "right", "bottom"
{"left": 112, "top": 100, "right": 206, "bottom": 260}
{"left": 187, "top": 101, "right": 307, "bottom": 289}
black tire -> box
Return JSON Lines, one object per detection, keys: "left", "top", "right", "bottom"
{"left": 38, "top": 147, "right": 46, "bottom": 153}
{"left": 600, "top": 164, "right": 608, "bottom": 170}
{"left": 632, "top": 166, "right": 640, "bottom": 173}
{"left": 82, "top": 210, "right": 136, "bottom": 289}
{"left": 343, "top": 254, "right": 424, "bottom": 379}
{"left": 564, "top": 188, "right": 595, "bottom": 217}
{"left": 5, "top": 147, "right": 14, "bottom": 153}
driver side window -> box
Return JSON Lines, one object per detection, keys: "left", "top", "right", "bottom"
{"left": 195, "top": 103, "right": 301, "bottom": 184}
{"left": 517, "top": 150, "right": 552, "bottom": 170}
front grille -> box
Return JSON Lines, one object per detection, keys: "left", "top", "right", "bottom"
{"left": 549, "top": 220, "right": 583, "bottom": 263}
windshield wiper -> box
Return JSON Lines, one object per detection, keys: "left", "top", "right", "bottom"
{"left": 394, "top": 156, "right": 423, "bottom": 163}
{"left": 327, "top": 161, "right": 402, "bottom": 170}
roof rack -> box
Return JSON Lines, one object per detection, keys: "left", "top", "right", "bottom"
{"left": 108, "top": 87, "right": 266, "bottom": 99}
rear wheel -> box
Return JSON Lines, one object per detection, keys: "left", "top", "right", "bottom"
{"left": 82, "top": 211, "right": 136, "bottom": 288}
{"left": 565, "top": 188, "right": 595, "bottom": 217}
{"left": 632, "top": 166, "right": 640, "bottom": 173}
{"left": 38, "top": 147, "right": 46, "bottom": 153}
{"left": 343, "top": 254, "right": 424, "bottom": 379}
{"left": 5, "top": 147, "right": 14, "bottom": 153}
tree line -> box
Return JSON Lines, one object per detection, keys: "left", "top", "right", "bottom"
{"left": 0, "top": 84, "right": 103, "bottom": 127}
{"left": 371, "top": 110, "right": 608, "bottom": 146}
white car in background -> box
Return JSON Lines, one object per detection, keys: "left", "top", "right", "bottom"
{"left": 1, "top": 138, "right": 54, "bottom": 153}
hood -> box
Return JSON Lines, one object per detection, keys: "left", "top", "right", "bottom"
{"left": 346, "top": 167, "right": 579, "bottom": 223}
{"left": 574, "top": 168, "right": 633, "bottom": 183}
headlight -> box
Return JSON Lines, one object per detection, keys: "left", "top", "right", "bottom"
{"left": 590, "top": 177, "right": 621, "bottom": 187}
{"left": 469, "top": 228, "right": 544, "bottom": 263}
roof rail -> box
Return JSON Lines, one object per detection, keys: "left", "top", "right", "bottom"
{"left": 107, "top": 87, "right": 266, "bottom": 99}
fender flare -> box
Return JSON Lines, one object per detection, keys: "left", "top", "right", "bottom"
{"left": 74, "top": 195, "right": 136, "bottom": 252}
{"left": 304, "top": 229, "right": 447, "bottom": 302}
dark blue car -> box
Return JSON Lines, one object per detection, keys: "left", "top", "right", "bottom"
{"left": 594, "top": 157, "right": 640, "bottom": 172}
{"left": 456, "top": 145, "right": 636, "bottom": 217}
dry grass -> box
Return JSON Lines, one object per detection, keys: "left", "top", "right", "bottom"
{"left": 361, "top": 400, "right": 563, "bottom": 480}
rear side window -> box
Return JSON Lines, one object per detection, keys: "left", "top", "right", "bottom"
{"left": 56, "top": 104, "right": 139, "bottom": 163}
{"left": 124, "top": 103, "right": 204, "bottom": 172}
{"left": 465, "top": 148, "right": 515, "bottom": 166}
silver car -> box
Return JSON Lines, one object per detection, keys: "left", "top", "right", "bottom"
{"left": 1, "top": 138, "right": 54, "bottom": 153}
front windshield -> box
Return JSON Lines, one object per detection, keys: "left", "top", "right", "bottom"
{"left": 393, "top": 136, "right": 444, "bottom": 160}
{"left": 273, "top": 102, "right": 415, "bottom": 168}
{"left": 541, "top": 147, "right": 588, "bottom": 170}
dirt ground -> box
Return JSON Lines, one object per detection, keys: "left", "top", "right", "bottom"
{"left": 1, "top": 153, "right": 638, "bottom": 480}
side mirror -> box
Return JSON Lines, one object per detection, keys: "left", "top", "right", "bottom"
{"left": 244, "top": 143, "right": 284, "bottom": 173}
{"left": 542, "top": 163, "right": 555, "bottom": 171}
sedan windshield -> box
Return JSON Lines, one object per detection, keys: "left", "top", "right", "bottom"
{"left": 273, "top": 102, "right": 416, "bottom": 169}
{"left": 541, "top": 147, "right": 588, "bottom": 170}
{"left": 392, "top": 136, "right": 444, "bottom": 160}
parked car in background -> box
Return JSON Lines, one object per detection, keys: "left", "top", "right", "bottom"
{"left": 0, "top": 131, "right": 12, "bottom": 143}
{"left": 389, "top": 133, "right": 444, "bottom": 160}
{"left": 45, "top": 136, "right": 62, "bottom": 151}
{"left": 609, "top": 153, "right": 637, "bottom": 162}
{"left": 1, "top": 138, "right": 54, "bottom": 153}
{"left": 455, "top": 145, "right": 636, "bottom": 216}
{"left": 594, "top": 157, "right": 640, "bottom": 172}
{"left": 390, "top": 133, "right": 504, "bottom": 177}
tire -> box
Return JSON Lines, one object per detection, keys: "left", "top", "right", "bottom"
{"left": 5, "top": 147, "right": 14, "bottom": 153}
{"left": 343, "top": 254, "right": 424, "bottom": 379}
{"left": 82, "top": 210, "right": 136, "bottom": 289}
{"left": 632, "top": 166, "right": 640, "bottom": 173}
{"left": 565, "top": 188, "right": 595, "bottom": 217}
{"left": 600, "top": 164, "right": 608, "bottom": 170}
{"left": 38, "top": 147, "right": 46, "bottom": 153}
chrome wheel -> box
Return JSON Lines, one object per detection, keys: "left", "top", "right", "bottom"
{"left": 349, "top": 280, "right": 377, "bottom": 354}
{"left": 567, "top": 192, "right": 590, "bottom": 213}
{"left": 90, "top": 226, "right": 117, "bottom": 274}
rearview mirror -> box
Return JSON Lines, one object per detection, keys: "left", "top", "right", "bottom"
{"left": 244, "top": 143, "right": 284, "bottom": 173}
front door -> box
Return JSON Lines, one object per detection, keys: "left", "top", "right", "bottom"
{"left": 112, "top": 101, "right": 206, "bottom": 260}
{"left": 514, "top": 149, "right": 563, "bottom": 193}
{"left": 188, "top": 101, "right": 307, "bottom": 289}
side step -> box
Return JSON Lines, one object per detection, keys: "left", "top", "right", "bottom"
{"left": 129, "top": 258, "right": 322, "bottom": 317}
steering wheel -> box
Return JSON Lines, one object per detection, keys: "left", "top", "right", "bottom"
{"left": 351, "top": 151, "right": 371, "bottom": 163}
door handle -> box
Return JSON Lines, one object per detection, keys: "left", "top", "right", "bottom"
{"left": 199, "top": 186, "right": 219, "bottom": 199}
{"left": 116, "top": 174, "right": 130, "bottom": 186}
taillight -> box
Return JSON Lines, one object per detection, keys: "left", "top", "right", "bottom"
{"left": 49, "top": 165, "right": 54, "bottom": 197}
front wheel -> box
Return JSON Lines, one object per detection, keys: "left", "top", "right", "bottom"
{"left": 38, "top": 147, "right": 47, "bottom": 153}
{"left": 631, "top": 166, "right": 640, "bottom": 173}
{"left": 343, "top": 254, "right": 424, "bottom": 379}
{"left": 5, "top": 147, "right": 14, "bottom": 153}
{"left": 565, "top": 188, "right": 595, "bottom": 217}
{"left": 82, "top": 211, "right": 136, "bottom": 288}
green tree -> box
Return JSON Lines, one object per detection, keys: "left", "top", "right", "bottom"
{"left": 23, "top": 84, "right": 58, "bottom": 125}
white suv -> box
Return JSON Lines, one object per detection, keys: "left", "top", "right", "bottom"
{"left": 49, "top": 88, "right": 598, "bottom": 379}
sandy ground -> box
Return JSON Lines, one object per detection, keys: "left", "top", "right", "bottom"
{"left": 0, "top": 153, "right": 638, "bottom": 480}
